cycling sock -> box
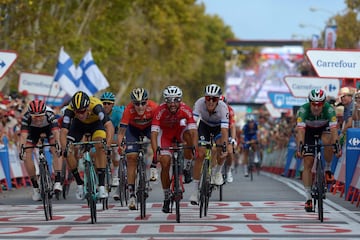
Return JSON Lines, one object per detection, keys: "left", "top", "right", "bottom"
{"left": 113, "top": 166, "right": 119, "bottom": 177}
{"left": 31, "top": 177, "right": 39, "bottom": 188}
{"left": 184, "top": 159, "right": 192, "bottom": 170}
{"left": 164, "top": 188, "right": 171, "bottom": 200}
{"left": 55, "top": 171, "right": 61, "bottom": 182}
{"left": 72, "top": 168, "right": 84, "bottom": 185}
{"left": 97, "top": 168, "right": 106, "bottom": 186}
{"left": 128, "top": 184, "right": 135, "bottom": 195}
{"left": 192, "top": 180, "right": 199, "bottom": 192}
{"left": 305, "top": 186, "right": 312, "bottom": 200}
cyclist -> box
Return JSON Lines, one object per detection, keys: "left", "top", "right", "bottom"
{"left": 100, "top": 92, "right": 125, "bottom": 189}
{"left": 151, "top": 85, "right": 198, "bottom": 213}
{"left": 296, "top": 88, "right": 341, "bottom": 212}
{"left": 220, "top": 96, "right": 237, "bottom": 183}
{"left": 189, "top": 84, "right": 229, "bottom": 205}
{"left": 242, "top": 114, "right": 259, "bottom": 177}
{"left": 18, "top": 99, "right": 62, "bottom": 201}
{"left": 60, "top": 91, "right": 114, "bottom": 200}
{"left": 117, "top": 88, "right": 158, "bottom": 210}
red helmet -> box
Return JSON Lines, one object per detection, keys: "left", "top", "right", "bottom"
{"left": 28, "top": 99, "right": 46, "bottom": 115}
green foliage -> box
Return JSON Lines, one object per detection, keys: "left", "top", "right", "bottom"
{"left": 0, "top": 0, "right": 234, "bottom": 105}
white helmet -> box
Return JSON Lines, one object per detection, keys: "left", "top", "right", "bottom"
{"left": 205, "top": 84, "right": 222, "bottom": 97}
{"left": 246, "top": 114, "right": 255, "bottom": 122}
{"left": 163, "top": 86, "right": 183, "bottom": 98}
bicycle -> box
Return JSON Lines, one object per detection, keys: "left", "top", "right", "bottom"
{"left": 57, "top": 160, "right": 73, "bottom": 200}
{"left": 220, "top": 141, "right": 235, "bottom": 201}
{"left": 21, "top": 136, "right": 59, "bottom": 221}
{"left": 244, "top": 140, "right": 260, "bottom": 181}
{"left": 198, "top": 134, "right": 226, "bottom": 218}
{"left": 116, "top": 143, "right": 129, "bottom": 207}
{"left": 103, "top": 143, "right": 118, "bottom": 210}
{"left": 126, "top": 136, "right": 150, "bottom": 219}
{"left": 70, "top": 134, "right": 106, "bottom": 224}
{"left": 300, "top": 135, "right": 339, "bottom": 223}
{"left": 157, "top": 142, "right": 189, "bottom": 223}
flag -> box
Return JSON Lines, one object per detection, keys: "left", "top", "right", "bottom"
{"left": 312, "top": 34, "right": 319, "bottom": 48}
{"left": 76, "top": 50, "right": 109, "bottom": 96}
{"left": 324, "top": 25, "right": 337, "bottom": 49}
{"left": 53, "top": 47, "right": 79, "bottom": 96}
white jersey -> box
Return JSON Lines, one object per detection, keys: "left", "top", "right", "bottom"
{"left": 193, "top": 97, "right": 229, "bottom": 128}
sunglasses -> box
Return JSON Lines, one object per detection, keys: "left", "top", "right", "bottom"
{"left": 134, "top": 101, "right": 147, "bottom": 106}
{"left": 31, "top": 114, "right": 45, "bottom": 118}
{"left": 164, "top": 97, "right": 181, "bottom": 103}
{"left": 75, "top": 109, "right": 87, "bottom": 114}
{"left": 205, "top": 96, "right": 219, "bottom": 102}
{"left": 103, "top": 102, "right": 114, "bottom": 105}
{"left": 311, "top": 101, "right": 324, "bottom": 107}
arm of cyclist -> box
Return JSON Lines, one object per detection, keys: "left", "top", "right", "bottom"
{"left": 104, "top": 120, "right": 115, "bottom": 149}
{"left": 330, "top": 127, "right": 342, "bottom": 158}
{"left": 150, "top": 129, "right": 159, "bottom": 164}
{"left": 219, "top": 127, "right": 228, "bottom": 158}
{"left": 296, "top": 127, "right": 305, "bottom": 158}
{"left": 116, "top": 126, "right": 127, "bottom": 154}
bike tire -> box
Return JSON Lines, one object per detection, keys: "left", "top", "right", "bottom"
{"left": 85, "top": 164, "right": 97, "bottom": 224}
{"left": 40, "top": 163, "right": 53, "bottom": 221}
{"left": 138, "top": 159, "right": 147, "bottom": 219}
{"left": 173, "top": 155, "right": 181, "bottom": 223}
{"left": 118, "top": 159, "right": 128, "bottom": 207}
{"left": 317, "top": 165, "right": 324, "bottom": 222}
{"left": 199, "top": 159, "right": 209, "bottom": 218}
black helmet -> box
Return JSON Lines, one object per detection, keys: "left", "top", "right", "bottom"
{"left": 71, "top": 91, "right": 90, "bottom": 110}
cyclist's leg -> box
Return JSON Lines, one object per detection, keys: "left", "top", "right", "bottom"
{"left": 321, "top": 130, "right": 335, "bottom": 182}
{"left": 93, "top": 127, "right": 108, "bottom": 198}
{"left": 302, "top": 130, "right": 316, "bottom": 212}
{"left": 47, "top": 128, "right": 63, "bottom": 192}
{"left": 23, "top": 130, "right": 41, "bottom": 201}
{"left": 111, "top": 147, "right": 120, "bottom": 186}
{"left": 182, "top": 129, "right": 195, "bottom": 184}
{"left": 159, "top": 153, "right": 172, "bottom": 213}
{"left": 126, "top": 153, "right": 137, "bottom": 210}
{"left": 225, "top": 142, "right": 235, "bottom": 182}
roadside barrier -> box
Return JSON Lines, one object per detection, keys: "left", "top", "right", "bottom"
{"left": 261, "top": 129, "right": 360, "bottom": 208}
{"left": 0, "top": 136, "right": 53, "bottom": 190}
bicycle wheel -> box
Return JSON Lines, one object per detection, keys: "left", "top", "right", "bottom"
{"left": 173, "top": 154, "right": 181, "bottom": 223}
{"left": 137, "top": 157, "right": 147, "bottom": 219}
{"left": 316, "top": 160, "right": 324, "bottom": 222}
{"left": 248, "top": 150, "right": 254, "bottom": 181}
{"left": 102, "top": 163, "right": 111, "bottom": 210}
{"left": 118, "top": 158, "right": 128, "bottom": 207}
{"left": 85, "top": 164, "right": 97, "bottom": 224}
{"left": 199, "top": 159, "right": 209, "bottom": 218}
{"left": 40, "top": 162, "right": 52, "bottom": 221}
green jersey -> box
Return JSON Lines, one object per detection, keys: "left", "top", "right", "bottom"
{"left": 296, "top": 102, "right": 337, "bottom": 129}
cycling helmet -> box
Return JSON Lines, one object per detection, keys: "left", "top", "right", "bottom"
{"left": 28, "top": 99, "right": 46, "bottom": 115}
{"left": 205, "top": 84, "right": 222, "bottom": 97}
{"left": 246, "top": 114, "right": 255, "bottom": 122}
{"left": 71, "top": 91, "right": 90, "bottom": 110}
{"left": 100, "top": 92, "right": 115, "bottom": 102}
{"left": 163, "top": 86, "right": 183, "bottom": 98}
{"left": 308, "top": 88, "right": 326, "bottom": 102}
{"left": 130, "top": 88, "right": 148, "bottom": 102}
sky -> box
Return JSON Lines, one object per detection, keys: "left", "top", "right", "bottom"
{"left": 199, "top": 0, "right": 347, "bottom": 40}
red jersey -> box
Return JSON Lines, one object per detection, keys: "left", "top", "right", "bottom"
{"left": 152, "top": 102, "right": 197, "bottom": 133}
{"left": 228, "top": 105, "right": 235, "bottom": 127}
{"left": 120, "top": 100, "right": 158, "bottom": 130}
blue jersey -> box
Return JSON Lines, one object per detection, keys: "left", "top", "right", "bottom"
{"left": 110, "top": 105, "right": 125, "bottom": 134}
{"left": 243, "top": 122, "right": 258, "bottom": 140}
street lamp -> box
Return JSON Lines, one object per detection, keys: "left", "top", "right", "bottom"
{"left": 299, "top": 23, "right": 322, "bottom": 32}
{"left": 309, "top": 7, "right": 336, "bottom": 25}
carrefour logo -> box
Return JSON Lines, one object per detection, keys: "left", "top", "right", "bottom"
{"left": 348, "top": 138, "right": 360, "bottom": 146}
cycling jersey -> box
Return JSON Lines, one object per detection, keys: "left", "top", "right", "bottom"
{"left": 193, "top": 97, "right": 229, "bottom": 128}
{"left": 228, "top": 105, "right": 235, "bottom": 128}
{"left": 120, "top": 100, "right": 158, "bottom": 130}
{"left": 62, "top": 96, "right": 110, "bottom": 129}
{"left": 109, "top": 105, "right": 125, "bottom": 134}
{"left": 296, "top": 102, "right": 337, "bottom": 129}
{"left": 242, "top": 121, "right": 258, "bottom": 148}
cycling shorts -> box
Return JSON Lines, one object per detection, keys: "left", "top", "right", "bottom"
{"left": 67, "top": 118, "right": 106, "bottom": 142}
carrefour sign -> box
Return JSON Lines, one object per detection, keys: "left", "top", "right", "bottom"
{"left": 306, "top": 49, "right": 360, "bottom": 78}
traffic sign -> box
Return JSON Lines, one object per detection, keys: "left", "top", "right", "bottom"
{"left": 18, "top": 72, "right": 66, "bottom": 98}
{"left": 0, "top": 50, "right": 18, "bottom": 79}
{"left": 306, "top": 49, "right": 360, "bottom": 78}
{"left": 284, "top": 76, "right": 340, "bottom": 98}
{"left": 268, "top": 92, "right": 307, "bottom": 109}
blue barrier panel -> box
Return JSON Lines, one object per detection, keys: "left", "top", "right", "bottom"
{"left": 345, "top": 128, "right": 360, "bottom": 197}
{"left": 0, "top": 137, "right": 12, "bottom": 190}
{"left": 283, "top": 135, "right": 296, "bottom": 177}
